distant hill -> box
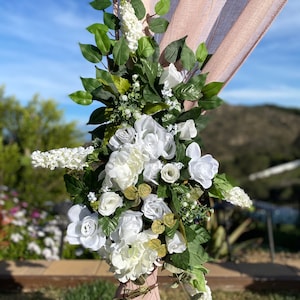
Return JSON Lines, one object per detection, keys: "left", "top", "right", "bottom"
{"left": 200, "top": 104, "right": 300, "bottom": 205}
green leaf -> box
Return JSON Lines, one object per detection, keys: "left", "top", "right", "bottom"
{"left": 165, "top": 220, "right": 179, "bottom": 238}
{"left": 69, "top": 91, "right": 93, "bottom": 105}
{"left": 143, "top": 103, "right": 168, "bottom": 115}
{"left": 89, "top": 0, "right": 111, "bottom": 10}
{"left": 131, "top": 0, "right": 146, "bottom": 20}
{"left": 209, "top": 173, "right": 233, "bottom": 199}
{"left": 173, "top": 82, "right": 203, "bottom": 101}
{"left": 149, "top": 17, "right": 169, "bottom": 33}
{"left": 111, "top": 75, "right": 131, "bottom": 94}
{"left": 79, "top": 43, "right": 102, "bottom": 63}
{"left": 64, "top": 174, "right": 87, "bottom": 197}
{"left": 155, "top": 0, "right": 171, "bottom": 15}
{"left": 103, "top": 12, "right": 120, "bottom": 30}
{"left": 87, "top": 23, "right": 109, "bottom": 34}
{"left": 140, "top": 58, "right": 158, "bottom": 86}
{"left": 202, "top": 81, "right": 224, "bottom": 98}
{"left": 164, "top": 36, "right": 186, "bottom": 63}
{"left": 91, "top": 86, "right": 115, "bottom": 106}
{"left": 95, "top": 67, "right": 114, "bottom": 84}
{"left": 99, "top": 216, "right": 119, "bottom": 236}
{"left": 198, "top": 96, "right": 223, "bottom": 110}
{"left": 113, "top": 37, "right": 130, "bottom": 65}
{"left": 87, "top": 107, "right": 110, "bottom": 125}
{"left": 80, "top": 77, "right": 101, "bottom": 93}
{"left": 170, "top": 188, "right": 181, "bottom": 214}
{"left": 157, "top": 185, "right": 168, "bottom": 198}
{"left": 143, "top": 85, "right": 162, "bottom": 103}
{"left": 89, "top": 124, "right": 106, "bottom": 139}
{"left": 181, "top": 43, "right": 196, "bottom": 71}
{"left": 137, "top": 36, "right": 155, "bottom": 58}
{"left": 176, "top": 107, "right": 203, "bottom": 122}
{"left": 195, "top": 43, "right": 208, "bottom": 65}
{"left": 95, "top": 30, "right": 111, "bottom": 55}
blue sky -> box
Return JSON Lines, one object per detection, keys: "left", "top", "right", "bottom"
{"left": 0, "top": 0, "right": 299, "bottom": 130}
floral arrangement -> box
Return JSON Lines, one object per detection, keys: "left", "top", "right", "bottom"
{"left": 31, "top": 0, "right": 252, "bottom": 298}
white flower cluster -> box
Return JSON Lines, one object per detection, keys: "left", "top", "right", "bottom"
{"left": 224, "top": 186, "right": 253, "bottom": 208}
{"left": 31, "top": 146, "right": 94, "bottom": 170}
{"left": 119, "top": 1, "right": 144, "bottom": 52}
{"left": 65, "top": 115, "right": 219, "bottom": 282}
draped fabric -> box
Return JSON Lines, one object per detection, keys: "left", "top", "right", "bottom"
{"left": 143, "top": 0, "right": 287, "bottom": 87}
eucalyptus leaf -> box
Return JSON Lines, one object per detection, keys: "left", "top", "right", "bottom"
{"left": 113, "top": 37, "right": 130, "bottom": 65}
{"left": 95, "top": 29, "right": 111, "bottom": 55}
{"left": 181, "top": 43, "right": 196, "bottom": 71}
{"left": 149, "top": 17, "right": 169, "bottom": 33}
{"left": 89, "top": 0, "right": 111, "bottom": 10}
{"left": 103, "top": 12, "right": 120, "bottom": 30}
{"left": 131, "top": 0, "right": 146, "bottom": 20}
{"left": 69, "top": 91, "right": 93, "bottom": 105}
{"left": 155, "top": 0, "right": 170, "bottom": 15}
{"left": 79, "top": 43, "right": 102, "bottom": 63}
{"left": 137, "top": 36, "right": 155, "bottom": 58}
{"left": 80, "top": 77, "right": 101, "bottom": 93}
{"left": 164, "top": 36, "right": 186, "bottom": 63}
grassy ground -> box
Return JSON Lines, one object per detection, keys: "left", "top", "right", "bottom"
{"left": 0, "top": 281, "right": 299, "bottom": 300}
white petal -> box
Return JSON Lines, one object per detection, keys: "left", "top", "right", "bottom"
{"left": 186, "top": 142, "right": 201, "bottom": 159}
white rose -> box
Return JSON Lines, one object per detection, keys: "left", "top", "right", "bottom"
{"left": 177, "top": 119, "right": 197, "bottom": 140}
{"left": 161, "top": 163, "right": 181, "bottom": 183}
{"left": 159, "top": 63, "right": 184, "bottom": 89}
{"left": 108, "top": 127, "right": 136, "bottom": 151}
{"left": 135, "top": 115, "right": 176, "bottom": 160}
{"left": 141, "top": 194, "right": 171, "bottom": 220}
{"left": 66, "top": 204, "right": 106, "bottom": 251}
{"left": 166, "top": 231, "right": 187, "bottom": 254}
{"left": 224, "top": 187, "right": 252, "bottom": 208}
{"left": 98, "top": 192, "right": 123, "bottom": 216}
{"left": 110, "top": 210, "right": 143, "bottom": 244}
{"left": 186, "top": 142, "right": 219, "bottom": 189}
{"left": 103, "top": 144, "right": 145, "bottom": 191}
{"left": 143, "top": 159, "right": 163, "bottom": 185}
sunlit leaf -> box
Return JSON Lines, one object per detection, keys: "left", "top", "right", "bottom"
{"left": 87, "top": 23, "right": 109, "bottom": 34}
{"left": 95, "top": 30, "right": 111, "bottom": 55}
{"left": 143, "top": 103, "right": 168, "bottom": 115}
{"left": 111, "top": 75, "right": 131, "bottom": 94}
{"left": 79, "top": 43, "right": 102, "bottom": 63}
{"left": 80, "top": 77, "right": 101, "bottom": 93}
{"left": 69, "top": 91, "right": 93, "bottom": 105}
{"left": 89, "top": 0, "right": 111, "bottom": 10}
{"left": 155, "top": 0, "right": 170, "bottom": 16}
{"left": 137, "top": 36, "right": 155, "bottom": 58}
{"left": 113, "top": 37, "right": 130, "bottom": 65}
{"left": 195, "top": 43, "right": 208, "bottom": 65}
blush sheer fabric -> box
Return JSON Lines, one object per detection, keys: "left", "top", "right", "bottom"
{"left": 143, "top": 0, "right": 287, "bottom": 87}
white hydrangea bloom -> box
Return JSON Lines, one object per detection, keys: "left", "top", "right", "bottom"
{"left": 11, "top": 233, "right": 24, "bottom": 243}
{"left": 224, "top": 187, "right": 252, "bottom": 208}
{"left": 31, "top": 146, "right": 94, "bottom": 170}
{"left": 119, "top": 1, "right": 144, "bottom": 52}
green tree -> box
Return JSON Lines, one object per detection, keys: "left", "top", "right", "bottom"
{"left": 0, "top": 87, "right": 84, "bottom": 206}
